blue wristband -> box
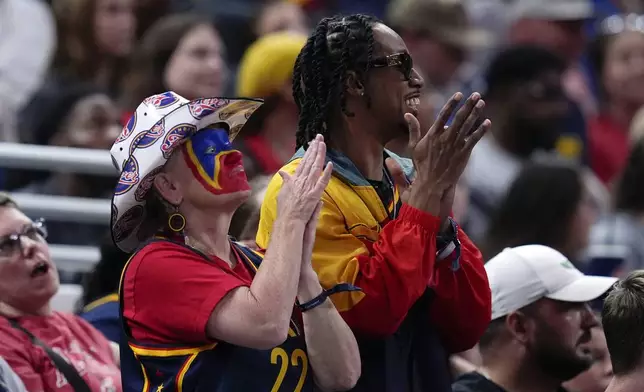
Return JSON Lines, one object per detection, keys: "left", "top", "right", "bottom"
{"left": 298, "top": 283, "right": 362, "bottom": 312}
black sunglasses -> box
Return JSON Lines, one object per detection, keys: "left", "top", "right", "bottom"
{"left": 370, "top": 52, "right": 414, "bottom": 81}
{"left": 0, "top": 219, "right": 48, "bottom": 259}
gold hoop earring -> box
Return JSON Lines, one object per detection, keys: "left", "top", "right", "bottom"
{"left": 168, "top": 213, "right": 186, "bottom": 232}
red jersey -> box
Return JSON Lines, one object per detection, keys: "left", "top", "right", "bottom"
{"left": 0, "top": 312, "right": 121, "bottom": 392}
{"left": 119, "top": 240, "right": 314, "bottom": 392}
{"left": 122, "top": 240, "right": 254, "bottom": 344}
{"left": 588, "top": 114, "right": 629, "bottom": 185}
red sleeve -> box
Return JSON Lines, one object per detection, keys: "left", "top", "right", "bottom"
{"left": 123, "top": 242, "right": 248, "bottom": 344}
{"left": 428, "top": 227, "right": 492, "bottom": 353}
{"left": 341, "top": 203, "right": 441, "bottom": 336}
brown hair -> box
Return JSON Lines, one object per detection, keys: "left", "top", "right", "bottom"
{"left": 602, "top": 270, "right": 644, "bottom": 375}
{"left": 120, "top": 13, "right": 215, "bottom": 111}
{"left": 52, "top": 0, "right": 129, "bottom": 87}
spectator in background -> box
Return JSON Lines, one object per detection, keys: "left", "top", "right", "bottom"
{"left": 507, "top": 0, "right": 594, "bottom": 163}
{"left": 17, "top": 86, "right": 121, "bottom": 247}
{"left": 0, "top": 0, "right": 55, "bottom": 143}
{"left": 77, "top": 235, "right": 130, "bottom": 343}
{"left": 602, "top": 270, "right": 644, "bottom": 392}
{"left": 51, "top": 0, "right": 135, "bottom": 93}
{"left": 254, "top": 0, "right": 309, "bottom": 37}
{"left": 386, "top": 0, "right": 494, "bottom": 105}
{"left": 587, "top": 14, "right": 644, "bottom": 185}
{"left": 563, "top": 324, "right": 613, "bottom": 392}
{"left": 17, "top": 0, "right": 136, "bottom": 155}
{"left": 453, "top": 245, "right": 616, "bottom": 392}
{"left": 235, "top": 32, "right": 306, "bottom": 180}
{"left": 452, "top": 315, "right": 614, "bottom": 391}
{"left": 0, "top": 193, "right": 121, "bottom": 391}
{"left": 120, "top": 13, "right": 227, "bottom": 124}
{"left": 481, "top": 162, "right": 597, "bottom": 265}
{"left": 465, "top": 46, "right": 569, "bottom": 241}
{"left": 586, "top": 139, "right": 644, "bottom": 278}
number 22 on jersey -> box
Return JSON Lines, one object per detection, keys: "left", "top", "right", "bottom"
{"left": 270, "top": 347, "right": 308, "bottom": 392}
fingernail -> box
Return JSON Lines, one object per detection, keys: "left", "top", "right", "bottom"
{"left": 454, "top": 92, "right": 463, "bottom": 100}
{"left": 471, "top": 92, "right": 480, "bottom": 101}
{"left": 476, "top": 100, "right": 485, "bottom": 108}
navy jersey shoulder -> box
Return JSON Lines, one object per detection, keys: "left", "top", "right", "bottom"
{"left": 79, "top": 294, "right": 121, "bottom": 342}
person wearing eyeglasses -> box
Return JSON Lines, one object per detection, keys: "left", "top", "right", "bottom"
{"left": 256, "top": 14, "right": 492, "bottom": 392}
{"left": 0, "top": 193, "right": 122, "bottom": 392}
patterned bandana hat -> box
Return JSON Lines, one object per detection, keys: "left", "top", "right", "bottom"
{"left": 110, "top": 91, "right": 263, "bottom": 252}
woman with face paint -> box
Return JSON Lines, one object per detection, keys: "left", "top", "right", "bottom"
{"left": 110, "top": 92, "right": 361, "bottom": 392}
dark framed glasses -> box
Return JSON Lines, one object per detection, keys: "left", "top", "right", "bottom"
{"left": 370, "top": 52, "right": 414, "bottom": 81}
{"left": 0, "top": 219, "right": 48, "bottom": 259}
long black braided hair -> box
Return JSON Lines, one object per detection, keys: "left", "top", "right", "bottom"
{"left": 293, "top": 14, "right": 380, "bottom": 149}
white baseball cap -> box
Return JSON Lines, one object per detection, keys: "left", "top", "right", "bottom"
{"left": 487, "top": 245, "right": 617, "bottom": 320}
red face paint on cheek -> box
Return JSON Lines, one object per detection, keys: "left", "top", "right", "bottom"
{"left": 214, "top": 150, "right": 251, "bottom": 194}
{"left": 182, "top": 138, "right": 251, "bottom": 195}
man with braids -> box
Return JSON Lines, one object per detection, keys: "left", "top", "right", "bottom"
{"left": 257, "top": 13, "right": 492, "bottom": 392}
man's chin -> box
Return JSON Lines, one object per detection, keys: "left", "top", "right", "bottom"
{"left": 536, "top": 348, "right": 593, "bottom": 382}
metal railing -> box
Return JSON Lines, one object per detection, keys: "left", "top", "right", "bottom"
{"left": 50, "top": 245, "right": 102, "bottom": 273}
{"left": 0, "top": 142, "right": 117, "bottom": 175}
{"left": 9, "top": 193, "right": 111, "bottom": 224}
{"left": 1, "top": 142, "right": 117, "bottom": 271}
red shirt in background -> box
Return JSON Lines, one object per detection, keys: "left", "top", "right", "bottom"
{"left": 0, "top": 312, "right": 121, "bottom": 392}
{"left": 122, "top": 241, "right": 253, "bottom": 344}
{"left": 588, "top": 113, "right": 630, "bottom": 185}
{"left": 120, "top": 111, "right": 133, "bottom": 127}
{"left": 243, "top": 135, "right": 285, "bottom": 175}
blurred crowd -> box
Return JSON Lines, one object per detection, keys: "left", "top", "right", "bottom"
{"left": 2, "top": 0, "right": 644, "bottom": 391}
